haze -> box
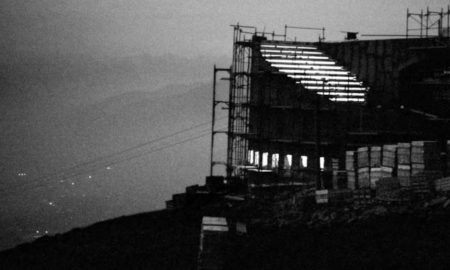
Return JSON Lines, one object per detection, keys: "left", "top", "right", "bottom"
{"left": 1, "top": 0, "right": 449, "bottom": 250}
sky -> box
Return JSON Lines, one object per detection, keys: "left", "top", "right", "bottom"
{"left": 1, "top": 0, "right": 450, "bottom": 251}
{"left": 1, "top": 0, "right": 449, "bottom": 63}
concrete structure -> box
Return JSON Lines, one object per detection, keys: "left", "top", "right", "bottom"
{"left": 210, "top": 20, "right": 450, "bottom": 190}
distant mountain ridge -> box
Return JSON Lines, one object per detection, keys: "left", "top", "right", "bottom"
{"left": 0, "top": 52, "right": 228, "bottom": 251}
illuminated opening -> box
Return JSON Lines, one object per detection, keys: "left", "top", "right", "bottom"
{"left": 320, "top": 157, "right": 325, "bottom": 170}
{"left": 262, "top": 53, "right": 330, "bottom": 60}
{"left": 267, "top": 59, "right": 336, "bottom": 65}
{"left": 260, "top": 49, "right": 323, "bottom": 55}
{"left": 271, "top": 64, "right": 344, "bottom": 70}
{"left": 254, "top": 151, "right": 260, "bottom": 166}
{"left": 279, "top": 69, "right": 351, "bottom": 76}
{"left": 248, "top": 150, "right": 254, "bottom": 164}
{"left": 285, "top": 154, "right": 293, "bottom": 168}
{"left": 301, "top": 156, "right": 308, "bottom": 168}
{"left": 261, "top": 44, "right": 317, "bottom": 50}
{"left": 261, "top": 42, "right": 368, "bottom": 103}
{"left": 271, "top": 153, "right": 279, "bottom": 168}
{"left": 262, "top": 152, "right": 269, "bottom": 167}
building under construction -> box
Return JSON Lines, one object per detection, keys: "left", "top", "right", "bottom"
{"left": 209, "top": 8, "right": 450, "bottom": 192}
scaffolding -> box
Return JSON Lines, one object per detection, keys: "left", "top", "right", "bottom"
{"left": 225, "top": 25, "right": 254, "bottom": 179}
{"left": 406, "top": 6, "right": 450, "bottom": 38}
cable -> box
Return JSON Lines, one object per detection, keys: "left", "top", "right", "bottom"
{"left": 0, "top": 125, "right": 227, "bottom": 196}
{"left": 0, "top": 117, "right": 227, "bottom": 194}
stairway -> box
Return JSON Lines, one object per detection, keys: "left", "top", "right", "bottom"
{"left": 260, "top": 42, "right": 368, "bottom": 102}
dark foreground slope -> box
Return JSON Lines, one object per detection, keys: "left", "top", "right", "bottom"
{"left": 226, "top": 213, "right": 450, "bottom": 270}
{"left": 0, "top": 209, "right": 203, "bottom": 270}
{"left": 2, "top": 198, "right": 450, "bottom": 270}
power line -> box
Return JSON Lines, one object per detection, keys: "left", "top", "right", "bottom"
{"left": 0, "top": 124, "right": 227, "bottom": 196}
{"left": 0, "top": 118, "right": 227, "bottom": 194}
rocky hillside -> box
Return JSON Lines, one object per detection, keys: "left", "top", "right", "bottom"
{"left": 2, "top": 190, "right": 450, "bottom": 269}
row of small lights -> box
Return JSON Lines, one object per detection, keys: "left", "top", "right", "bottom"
{"left": 16, "top": 166, "right": 114, "bottom": 238}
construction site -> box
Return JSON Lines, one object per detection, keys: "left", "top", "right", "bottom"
{"left": 165, "top": 7, "right": 450, "bottom": 270}
{"left": 4, "top": 6, "right": 450, "bottom": 270}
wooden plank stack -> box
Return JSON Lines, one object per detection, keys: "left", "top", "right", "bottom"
{"left": 435, "top": 177, "right": 450, "bottom": 192}
{"left": 411, "top": 141, "right": 440, "bottom": 173}
{"left": 358, "top": 167, "right": 370, "bottom": 188}
{"left": 346, "top": 151, "right": 356, "bottom": 190}
{"left": 370, "top": 167, "right": 381, "bottom": 188}
{"left": 447, "top": 140, "right": 450, "bottom": 176}
{"left": 357, "top": 147, "right": 370, "bottom": 188}
{"left": 382, "top": 144, "right": 397, "bottom": 168}
{"left": 331, "top": 158, "right": 339, "bottom": 189}
{"left": 370, "top": 146, "right": 382, "bottom": 167}
{"left": 381, "top": 145, "right": 396, "bottom": 180}
{"left": 370, "top": 146, "right": 382, "bottom": 188}
{"left": 397, "top": 143, "right": 411, "bottom": 165}
{"left": 315, "top": 189, "right": 329, "bottom": 204}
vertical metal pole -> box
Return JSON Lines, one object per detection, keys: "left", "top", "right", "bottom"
{"left": 315, "top": 87, "right": 322, "bottom": 190}
{"left": 406, "top": 8, "right": 409, "bottom": 38}
{"left": 448, "top": 5, "right": 450, "bottom": 37}
{"left": 420, "top": 10, "right": 424, "bottom": 38}
{"left": 210, "top": 66, "right": 217, "bottom": 176}
{"left": 322, "top": 27, "right": 325, "bottom": 41}
{"left": 426, "top": 7, "right": 429, "bottom": 37}
{"left": 284, "top": 24, "right": 287, "bottom": 41}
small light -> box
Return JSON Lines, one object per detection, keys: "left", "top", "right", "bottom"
{"left": 45, "top": 230, "right": 49, "bottom": 234}
{"left": 106, "top": 166, "right": 111, "bottom": 170}
{"left": 36, "top": 230, "right": 39, "bottom": 234}
{"left": 88, "top": 175, "right": 92, "bottom": 179}
{"left": 71, "top": 182, "right": 75, "bottom": 186}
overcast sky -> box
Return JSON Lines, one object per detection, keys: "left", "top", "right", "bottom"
{"left": 1, "top": 0, "right": 449, "bottom": 62}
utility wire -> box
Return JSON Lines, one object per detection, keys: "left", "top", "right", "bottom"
{"left": 0, "top": 117, "right": 227, "bottom": 194}
{"left": 0, "top": 123, "right": 227, "bottom": 196}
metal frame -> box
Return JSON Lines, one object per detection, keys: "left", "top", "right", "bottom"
{"left": 225, "top": 25, "right": 254, "bottom": 179}
{"left": 407, "top": 6, "right": 450, "bottom": 38}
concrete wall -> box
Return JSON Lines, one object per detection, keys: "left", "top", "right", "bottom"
{"left": 319, "top": 37, "right": 450, "bottom": 106}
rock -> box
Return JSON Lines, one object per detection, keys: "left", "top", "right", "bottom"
{"left": 443, "top": 199, "right": 450, "bottom": 208}
{"left": 429, "top": 197, "right": 447, "bottom": 206}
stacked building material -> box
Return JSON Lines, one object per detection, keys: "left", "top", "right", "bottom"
{"left": 382, "top": 145, "right": 397, "bottom": 168}
{"left": 346, "top": 151, "right": 356, "bottom": 190}
{"left": 370, "top": 167, "right": 381, "bottom": 188}
{"left": 447, "top": 140, "right": 450, "bottom": 176}
{"left": 411, "top": 141, "right": 440, "bottom": 174}
{"left": 397, "top": 143, "right": 411, "bottom": 165}
{"left": 381, "top": 166, "right": 393, "bottom": 179}
{"left": 397, "top": 143, "right": 411, "bottom": 187}
{"left": 315, "top": 189, "right": 329, "bottom": 204}
{"left": 358, "top": 167, "right": 370, "bottom": 188}
{"left": 347, "top": 171, "right": 356, "bottom": 190}
{"left": 331, "top": 158, "right": 339, "bottom": 189}
{"left": 370, "top": 146, "right": 382, "bottom": 188}
{"left": 435, "top": 177, "right": 450, "bottom": 192}
{"left": 357, "top": 147, "right": 370, "bottom": 188}
{"left": 197, "top": 217, "right": 229, "bottom": 270}
{"left": 357, "top": 147, "right": 369, "bottom": 168}
{"left": 381, "top": 145, "right": 396, "bottom": 181}
{"left": 370, "top": 146, "right": 382, "bottom": 167}
{"left": 410, "top": 175, "right": 431, "bottom": 195}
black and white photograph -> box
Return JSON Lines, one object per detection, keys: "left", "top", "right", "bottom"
{"left": 1, "top": 0, "right": 450, "bottom": 269}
